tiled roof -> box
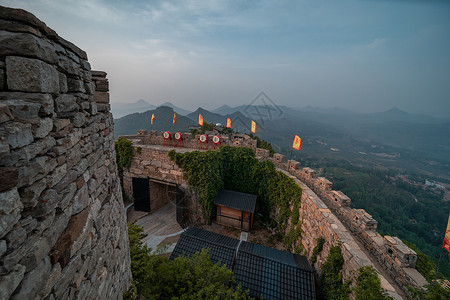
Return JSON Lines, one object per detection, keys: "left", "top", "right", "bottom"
{"left": 214, "top": 189, "right": 257, "bottom": 213}
{"left": 169, "top": 227, "right": 239, "bottom": 269}
{"left": 234, "top": 242, "right": 315, "bottom": 300}
{"left": 169, "top": 228, "right": 315, "bottom": 299}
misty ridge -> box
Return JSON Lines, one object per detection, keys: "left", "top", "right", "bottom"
{"left": 113, "top": 100, "right": 450, "bottom": 178}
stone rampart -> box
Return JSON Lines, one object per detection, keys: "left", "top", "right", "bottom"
{"left": 123, "top": 130, "right": 428, "bottom": 298}
{"left": 282, "top": 160, "right": 427, "bottom": 296}
{"left": 0, "top": 6, "right": 131, "bottom": 299}
{"left": 121, "top": 130, "right": 257, "bottom": 151}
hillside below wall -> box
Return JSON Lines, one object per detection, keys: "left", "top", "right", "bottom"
{"left": 0, "top": 6, "right": 131, "bottom": 299}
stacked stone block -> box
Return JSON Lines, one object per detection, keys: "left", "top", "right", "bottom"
{"left": 0, "top": 6, "right": 130, "bottom": 299}
{"left": 122, "top": 130, "right": 257, "bottom": 150}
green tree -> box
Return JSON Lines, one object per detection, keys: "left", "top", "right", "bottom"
{"left": 115, "top": 137, "right": 134, "bottom": 173}
{"left": 125, "top": 223, "right": 253, "bottom": 299}
{"left": 409, "top": 281, "right": 450, "bottom": 300}
{"left": 353, "top": 266, "right": 392, "bottom": 300}
{"left": 319, "top": 246, "right": 351, "bottom": 300}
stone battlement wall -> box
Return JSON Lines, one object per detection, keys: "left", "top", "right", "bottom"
{"left": 124, "top": 130, "right": 428, "bottom": 298}
{"left": 121, "top": 129, "right": 257, "bottom": 150}
{"left": 273, "top": 156, "right": 427, "bottom": 297}
{"left": 0, "top": 6, "right": 130, "bottom": 299}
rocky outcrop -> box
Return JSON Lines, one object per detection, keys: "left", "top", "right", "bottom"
{"left": 0, "top": 6, "right": 131, "bottom": 299}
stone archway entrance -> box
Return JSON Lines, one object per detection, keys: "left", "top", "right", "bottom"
{"left": 131, "top": 177, "right": 186, "bottom": 227}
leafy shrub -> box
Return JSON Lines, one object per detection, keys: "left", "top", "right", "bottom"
{"left": 125, "top": 223, "right": 253, "bottom": 299}
{"left": 319, "top": 245, "right": 351, "bottom": 300}
{"left": 408, "top": 281, "right": 450, "bottom": 300}
{"left": 353, "top": 266, "right": 392, "bottom": 300}
{"left": 311, "top": 237, "right": 325, "bottom": 264}
{"left": 115, "top": 137, "right": 134, "bottom": 173}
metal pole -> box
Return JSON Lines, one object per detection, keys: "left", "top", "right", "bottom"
{"left": 288, "top": 148, "right": 293, "bottom": 162}
{"left": 436, "top": 249, "right": 444, "bottom": 279}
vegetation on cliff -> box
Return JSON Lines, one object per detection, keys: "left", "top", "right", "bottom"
{"left": 353, "top": 266, "right": 392, "bottom": 300}
{"left": 168, "top": 146, "right": 302, "bottom": 233}
{"left": 115, "top": 137, "right": 134, "bottom": 173}
{"left": 125, "top": 223, "right": 252, "bottom": 299}
{"left": 318, "top": 246, "right": 351, "bottom": 299}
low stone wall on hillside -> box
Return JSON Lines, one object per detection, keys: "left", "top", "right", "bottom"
{"left": 0, "top": 6, "right": 131, "bottom": 299}
{"left": 122, "top": 129, "right": 257, "bottom": 150}
{"left": 124, "top": 130, "right": 428, "bottom": 298}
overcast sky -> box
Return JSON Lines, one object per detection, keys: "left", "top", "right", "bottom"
{"left": 3, "top": 0, "right": 450, "bottom": 117}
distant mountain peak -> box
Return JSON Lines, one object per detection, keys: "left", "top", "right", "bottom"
{"left": 136, "top": 99, "right": 149, "bottom": 105}
{"left": 386, "top": 107, "right": 406, "bottom": 113}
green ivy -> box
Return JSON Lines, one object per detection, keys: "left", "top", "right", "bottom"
{"left": 284, "top": 221, "right": 303, "bottom": 253}
{"left": 168, "top": 146, "right": 302, "bottom": 230}
{"left": 115, "top": 137, "right": 134, "bottom": 173}
{"left": 319, "top": 245, "right": 351, "bottom": 300}
{"left": 353, "top": 266, "right": 393, "bottom": 300}
{"left": 311, "top": 237, "right": 325, "bottom": 264}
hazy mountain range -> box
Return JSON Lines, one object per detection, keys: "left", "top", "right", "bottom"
{"left": 113, "top": 100, "right": 450, "bottom": 178}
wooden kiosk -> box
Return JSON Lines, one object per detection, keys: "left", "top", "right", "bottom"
{"left": 214, "top": 189, "right": 257, "bottom": 231}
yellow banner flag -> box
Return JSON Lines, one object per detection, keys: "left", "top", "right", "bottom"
{"left": 199, "top": 113, "right": 204, "bottom": 126}
{"left": 151, "top": 113, "right": 155, "bottom": 126}
{"left": 173, "top": 112, "right": 176, "bottom": 125}
{"left": 443, "top": 214, "right": 450, "bottom": 253}
{"left": 292, "top": 134, "right": 302, "bottom": 150}
{"left": 226, "top": 117, "right": 232, "bottom": 128}
{"left": 251, "top": 120, "right": 256, "bottom": 134}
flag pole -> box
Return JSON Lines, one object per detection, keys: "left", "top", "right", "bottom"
{"left": 436, "top": 249, "right": 444, "bottom": 279}
{"left": 288, "top": 147, "right": 293, "bottom": 162}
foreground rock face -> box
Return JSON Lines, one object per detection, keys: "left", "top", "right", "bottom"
{"left": 0, "top": 6, "right": 131, "bottom": 299}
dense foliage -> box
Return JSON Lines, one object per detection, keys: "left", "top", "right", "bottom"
{"left": 319, "top": 246, "right": 351, "bottom": 300}
{"left": 125, "top": 223, "right": 253, "bottom": 299}
{"left": 353, "top": 266, "right": 392, "bottom": 300}
{"left": 115, "top": 137, "right": 134, "bottom": 173}
{"left": 409, "top": 281, "right": 450, "bottom": 300}
{"left": 169, "top": 146, "right": 302, "bottom": 232}
{"left": 311, "top": 237, "right": 325, "bottom": 264}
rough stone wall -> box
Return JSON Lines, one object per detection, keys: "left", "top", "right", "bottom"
{"left": 121, "top": 130, "right": 257, "bottom": 151}
{"left": 122, "top": 144, "right": 185, "bottom": 202}
{"left": 0, "top": 6, "right": 131, "bottom": 299}
{"left": 122, "top": 131, "right": 428, "bottom": 298}
{"left": 282, "top": 160, "right": 427, "bottom": 296}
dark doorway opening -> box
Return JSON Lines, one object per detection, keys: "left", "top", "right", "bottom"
{"left": 132, "top": 177, "right": 150, "bottom": 212}
{"left": 175, "top": 186, "right": 185, "bottom": 228}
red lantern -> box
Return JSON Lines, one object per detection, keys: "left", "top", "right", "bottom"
{"left": 199, "top": 134, "right": 208, "bottom": 150}
{"left": 212, "top": 135, "right": 221, "bottom": 149}
{"left": 174, "top": 132, "right": 183, "bottom": 147}
{"left": 163, "top": 131, "right": 172, "bottom": 146}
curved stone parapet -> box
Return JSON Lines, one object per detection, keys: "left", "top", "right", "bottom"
{"left": 123, "top": 130, "right": 428, "bottom": 298}
{"left": 0, "top": 6, "right": 131, "bottom": 299}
